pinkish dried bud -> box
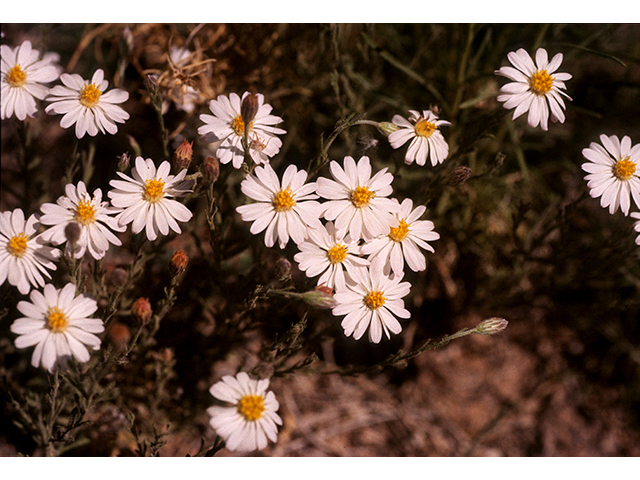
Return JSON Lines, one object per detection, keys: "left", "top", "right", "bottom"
{"left": 302, "top": 286, "right": 337, "bottom": 309}
{"left": 107, "top": 321, "right": 131, "bottom": 352}
{"left": 169, "top": 249, "right": 189, "bottom": 276}
{"left": 201, "top": 156, "right": 220, "bottom": 185}
{"left": 449, "top": 166, "right": 472, "bottom": 185}
{"left": 174, "top": 139, "right": 193, "bottom": 171}
{"left": 475, "top": 317, "right": 508, "bottom": 335}
{"left": 376, "top": 121, "right": 399, "bottom": 136}
{"left": 241, "top": 93, "right": 259, "bottom": 126}
{"left": 131, "top": 297, "right": 152, "bottom": 326}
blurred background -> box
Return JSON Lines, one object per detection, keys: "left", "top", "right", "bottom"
{"left": 1, "top": 23, "right": 640, "bottom": 456}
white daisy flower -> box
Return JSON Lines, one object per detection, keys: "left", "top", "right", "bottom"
{"left": 0, "top": 208, "right": 59, "bottom": 295}
{"left": 10, "top": 283, "right": 104, "bottom": 373}
{"left": 388, "top": 109, "right": 452, "bottom": 166}
{"left": 108, "top": 156, "right": 194, "bottom": 241}
{"left": 631, "top": 212, "right": 640, "bottom": 245}
{"left": 332, "top": 257, "right": 411, "bottom": 344}
{"left": 207, "top": 371, "right": 283, "bottom": 452}
{"left": 198, "top": 91, "right": 286, "bottom": 169}
{"left": 581, "top": 134, "right": 640, "bottom": 216}
{"left": 236, "top": 162, "right": 322, "bottom": 249}
{"left": 1, "top": 40, "right": 59, "bottom": 120}
{"left": 361, "top": 198, "right": 440, "bottom": 275}
{"left": 293, "top": 221, "right": 369, "bottom": 292}
{"left": 495, "top": 47, "right": 572, "bottom": 131}
{"left": 39, "top": 181, "right": 124, "bottom": 260}
{"left": 45, "top": 68, "right": 129, "bottom": 139}
{"left": 316, "top": 155, "right": 401, "bottom": 242}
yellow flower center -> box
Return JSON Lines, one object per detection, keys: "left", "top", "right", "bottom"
{"left": 143, "top": 179, "right": 165, "bottom": 203}
{"left": 613, "top": 156, "right": 637, "bottom": 181}
{"left": 529, "top": 70, "right": 554, "bottom": 95}
{"left": 272, "top": 187, "right": 296, "bottom": 212}
{"left": 79, "top": 83, "right": 102, "bottom": 108}
{"left": 389, "top": 219, "right": 410, "bottom": 242}
{"left": 7, "top": 64, "right": 27, "bottom": 87}
{"left": 326, "top": 244, "right": 348, "bottom": 264}
{"left": 414, "top": 119, "right": 437, "bottom": 138}
{"left": 46, "top": 307, "right": 69, "bottom": 333}
{"left": 74, "top": 199, "right": 96, "bottom": 225}
{"left": 364, "top": 290, "right": 386, "bottom": 310}
{"left": 7, "top": 233, "right": 29, "bottom": 257}
{"left": 237, "top": 394, "right": 265, "bottom": 421}
{"left": 231, "top": 114, "right": 254, "bottom": 137}
{"left": 350, "top": 186, "right": 376, "bottom": 209}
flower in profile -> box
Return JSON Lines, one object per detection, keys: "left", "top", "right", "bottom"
{"left": 0, "top": 208, "right": 59, "bottom": 295}
{"left": 45, "top": 68, "right": 129, "bottom": 139}
{"left": 332, "top": 257, "right": 411, "bottom": 344}
{"left": 39, "top": 181, "right": 124, "bottom": 260}
{"left": 316, "top": 155, "right": 400, "bottom": 242}
{"left": 388, "top": 109, "right": 451, "bottom": 166}
{"left": 207, "top": 371, "right": 282, "bottom": 452}
{"left": 1, "top": 40, "right": 60, "bottom": 120}
{"left": 581, "top": 134, "right": 640, "bottom": 216}
{"left": 293, "top": 221, "right": 369, "bottom": 292}
{"left": 495, "top": 47, "right": 572, "bottom": 131}
{"left": 108, "top": 157, "right": 194, "bottom": 241}
{"left": 198, "top": 91, "right": 286, "bottom": 169}
{"left": 236, "top": 163, "right": 322, "bottom": 249}
{"left": 10, "top": 283, "right": 104, "bottom": 372}
{"left": 361, "top": 198, "right": 440, "bottom": 275}
{"left": 631, "top": 212, "right": 640, "bottom": 245}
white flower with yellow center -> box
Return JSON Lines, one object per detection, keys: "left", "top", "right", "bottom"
{"left": 207, "top": 371, "right": 283, "bottom": 452}
{"left": 581, "top": 134, "right": 640, "bottom": 216}
{"left": 0, "top": 208, "right": 59, "bottom": 295}
{"left": 45, "top": 68, "right": 129, "bottom": 139}
{"left": 316, "top": 155, "right": 401, "bottom": 242}
{"left": 1, "top": 40, "right": 60, "bottom": 121}
{"left": 495, "top": 47, "right": 572, "bottom": 131}
{"left": 631, "top": 212, "right": 640, "bottom": 246}
{"left": 332, "top": 257, "right": 411, "bottom": 344}
{"left": 108, "top": 157, "right": 194, "bottom": 241}
{"left": 361, "top": 198, "right": 440, "bottom": 275}
{"left": 293, "top": 221, "right": 369, "bottom": 292}
{"left": 198, "top": 91, "right": 286, "bottom": 169}
{"left": 236, "top": 163, "right": 322, "bottom": 249}
{"left": 39, "top": 181, "right": 124, "bottom": 260}
{"left": 10, "top": 283, "right": 104, "bottom": 373}
{"left": 388, "top": 109, "right": 452, "bottom": 167}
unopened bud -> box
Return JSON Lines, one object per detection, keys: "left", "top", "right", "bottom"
{"left": 107, "top": 321, "right": 131, "bottom": 352}
{"left": 376, "top": 121, "right": 399, "bottom": 137}
{"left": 275, "top": 258, "right": 291, "bottom": 281}
{"left": 64, "top": 222, "right": 82, "bottom": 245}
{"left": 109, "top": 267, "right": 128, "bottom": 289}
{"left": 117, "top": 152, "right": 131, "bottom": 172}
{"left": 174, "top": 139, "right": 193, "bottom": 171}
{"left": 201, "top": 156, "right": 220, "bottom": 185}
{"left": 169, "top": 249, "right": 189, "bottom": 276}
{"left": 302, "top": 285, "right": 337, "bottom": 309}
{"left": 449, "top": 166, "right": 472, "bottom": 185}
{"left": 131, "top": 297, "right": 152, "bottom": 325}
{"left": 475, "top": 317, "right": 508, "bottom": 335}
{"left": 241, "top": 93, "right": 259, "bottom": 126}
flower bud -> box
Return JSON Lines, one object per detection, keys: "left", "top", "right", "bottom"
{"left": 449, "top": 166, "right": 472, "bottom": 185}
{"left": 201, "top": 156, "right": 220, "bottom": 185}
{"left": 107, "top": 321, "right": 131, "bottom": 352}
{"left": 174, "top": 139, "right": 193, "bottom": 171}
{"left": 376, "top": 121, "right": 399, "bottom": 137}
{"left": 169, "top": 249, "right": 189, "bottom": 276}
{"left": 241, "top": 93, "right": 259, "bottom": 126}
{"left": 64, "top": 222, "right": 82, "bottom": 245}
{"left": 274, "top": 258, "right": 291, "bottom": 281}
{"left": 109, "top": 267, "right": 128, "bottom": 289}
{"left": 117, "top": 152, "right": 131, "bottom": 172}
{"left": 475, "top": 317, "right": 508, "bottom": 335}
{"left": 131, "top": 297, "right": 152, "bottom": 326}
{"left": 301, "top": 285, "right": 337, "bottom": 309}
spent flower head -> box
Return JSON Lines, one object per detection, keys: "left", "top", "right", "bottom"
{"left": 388, "top": 109, "right": 451, "bottom": 167}
{"left": 495, "top": 47, "right": 572, "bottom": 131}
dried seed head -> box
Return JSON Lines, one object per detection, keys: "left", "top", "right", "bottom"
{"left": 131, "top": 297, "right": 152, "bottom": 325}
{"left": 169, "top": 249, "right": 189, "bottom": 276}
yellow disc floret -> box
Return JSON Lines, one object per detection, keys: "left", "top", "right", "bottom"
{"left": 46, "top": 307, "right": 69, "bottom": 333}
{"left": 364, "top": 290, "right": 386, "bottom": 310}
{"left": 414, "top": 119, "right": 437, "bottom": 138}
{"left": 143, "top": 179, "right": 165, "bottom": 203}
{"left": 350, "top": 186, "right": 376, "bottom": 208}
{"left": 272, "top": 187, "right": 296, "bottom": 212}
{"left": 326, "top": 244, "right": 348, "bottom": 264}
{"left": 231, "top": 114, "right": 254, "bottom": 137}
{"left": 7, "top": 64, "right": 27, "bottom": 87}
{"left": 237, "top": 394, "right": 266, "bottom": 421}
{"left": 79, "top": 83, "right": 102, "bottom": 108}
{"left": 389, "top": 219, "right": 410, "bottom": 242}
{"left": 613, "top": 156, "right": 637, "bottom": 181}
{"left": 529, "top": 70, "right": 554, "bottom": 96}
{"left": 74, "top": 200, "right": 97, "bottom": 225}
{"left": 7, "top": 233, "right": 29, "bottom": 257}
